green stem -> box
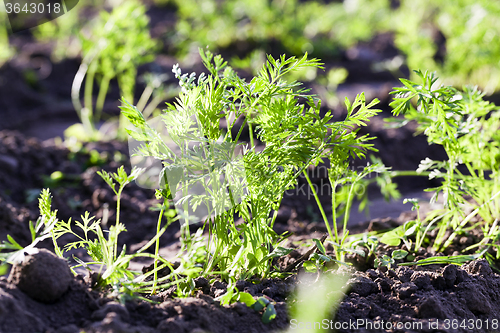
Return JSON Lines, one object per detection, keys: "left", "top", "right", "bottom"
{"left": 270, "top": 194, "right": 284, "bottom": 229}
{"left": 116, "top": 188, "right": 122, "bottom": 226}
{"left": 342, "top": 181, "right": 356, "bottom": 242}
{"left": 331, "top": 181, "right": 340, "bottom": 259}
{"left": 51, "top": 230, "right": 63, "bottom": 258}
{"left": 248, "top": 122, "right": 255, "bottom": 147}
{"left": 142, "top": 94, "right": 164, "bottom": 119}
{"left": 443, "top": 189, "right": 500, "bottom": 250}
{"left": 152, "top": 206, "right": 165, "bottom": 295}
{"left": 389, "top": 170, "right": 431, "bottom": 177}
{"left": 234, "top": 118, "right": 248, "bottom": 143}
{"left": 303, "top": 170, "right": 334, "bottom": 242}
{"left": 95, "top": 74, "right": 111, "bottom": 123}
{"left": 113, "top": 188, "right": 123, "bottom": 261}
{"left": 136, "top": 84, "right": 154, "bottom": 113}
{"left": 416, "top": 212, "right": 448, "bottom": 251}
{"left": 204, "top": 217, "right": 214, "bottom": 274}
{"left": 84, "top": 61, "right": 97, "bottom": 127}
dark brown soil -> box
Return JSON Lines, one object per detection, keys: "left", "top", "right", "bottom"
{"left": 8, "top": 248, "right": 73, "bottom": 303}
{"left": 0, "top": 271, "right": 292, "bottom": 333}
{"left": 334, "top": 260, "right": 500, "bottom": 333}
{"left": 3, "top": 238, "right": 500, "bottom": 332}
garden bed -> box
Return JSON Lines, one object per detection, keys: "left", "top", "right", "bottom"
{"left": 2, "top": 3, "right": 500, "bottom": 331}
{"left": 1, "top": 113, "right": 500, "bottom": 333}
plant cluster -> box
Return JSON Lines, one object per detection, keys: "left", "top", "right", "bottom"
{"left": 298, "top": 71, "right": 500, "bottom": 272}
{"left": 0, "top": 50, "right": 382, "bottom": 315}
{"left": 394, "top": 0, "right": 500, "bottom": 94}
{"left": 3, "top": 0, "right": 495, "bottom": 147}
{"left": 2, "top": 0, "right": 499, "bottom": 98}
{"left": 2, "top": 47, "right": 500, "bottom": 326}
{"left": 30, "top": 0, "right": 168, "bottom": 142}
{"left": 166, "top": 0, "right": 390, "bottom": 60}
{"left": 70, "top": 0, "right": 159, "bottom": 139}
{"left": 313, "top": 71, "right": 500, "bottom": 270}
{"left": 33, "top": 1, "right": 88, "bottom": 62}
{"left": 163, "top": 0, "right": 500, "bottom": 94}
{"left": 121, "top": 49, "right": 383, "bottom": 301}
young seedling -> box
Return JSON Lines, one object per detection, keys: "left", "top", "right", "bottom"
{"left": 0, "top": 189, "right": 60, "bottom": 263}
{"left": 350, "top": 234, "right": 379, "bottom": 262}
{"left": 374, "top": 249, "right": 408, "bottom": 270}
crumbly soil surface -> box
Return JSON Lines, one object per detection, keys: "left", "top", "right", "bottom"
{"left": 2, "top": 256, "right": 500, "bottom": 333}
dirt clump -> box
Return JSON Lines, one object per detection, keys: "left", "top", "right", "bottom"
{"left": 8, "top": 248, "right": 73, "bottom": 303}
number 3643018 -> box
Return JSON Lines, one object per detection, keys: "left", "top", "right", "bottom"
{"left": 5, "top": 2, "right": 62, "bottom": 14}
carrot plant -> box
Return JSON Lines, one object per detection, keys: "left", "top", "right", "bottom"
{"left": 0, "top": 49, "right": 394, "bottom": 307}
{"left": 121, "top": 49, "right": 382, "bottom": 299}
{"left": 385, "top": 70, "right": 500, "bottom": 263}
{"left": 168, "top": 0, "right": 391, "bottom": 61}
{"left": 393, "top": 0, "right": 500, "bottom": 94}
{"left": 0, "top": 189, "right": 59, "bottom": 264}
{"left": 71, "top": 0, "right": 158, "bottom": 139}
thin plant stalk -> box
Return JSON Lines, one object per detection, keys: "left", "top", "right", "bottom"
{"left": 95, "top": 74, "right": 112, "bottom": 123}
{"left": 84, "top": 61, "right": 97, "bottom": 125}
{"left": 342, "top": 182, "right": 356, "bottom": 242}
{"left": 331, "top": 180, "right": 340, "bottom": 260}
{"left": 151, "top": 207, "right": 164, "bottom": 295}
{"left": 443, "top": 189, "right": 500, "bottom": 250}
{"left": 303, "top": 170, "right": 334, "bottom": 243}
{"left": 136, "top": 84, "right": 154, "bottom": 112}
{"left": 142, "top": 94, "right": 165, "bottom": 119}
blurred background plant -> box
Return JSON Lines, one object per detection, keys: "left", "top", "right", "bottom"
{"left": 2, "top": 0, "right": 498, "bottom": 142}
{"left": 167, "top": 0, "right": 391, "bottom": 60}
{"left": 393, "top": 0, "right": 500, "bottom": 94}
{"left": 69, "top": 0, "right": 159, "bottom": 140}
{"left": 33, "top": 2, "right": 88, "bottom": 62}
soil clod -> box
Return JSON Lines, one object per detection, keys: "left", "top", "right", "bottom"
{"left": 348, "top": 276, "right": 377, "bottom": 297}
{"left": 8, "top": 248, "right": 73, "bottom": 303}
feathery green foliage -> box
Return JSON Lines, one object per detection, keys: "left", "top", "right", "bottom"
{"left": 121, "top": 49, "right": 382, "bottom": 302}
{"left": 384, "top": 70, "right": 500, "bottom": 262}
